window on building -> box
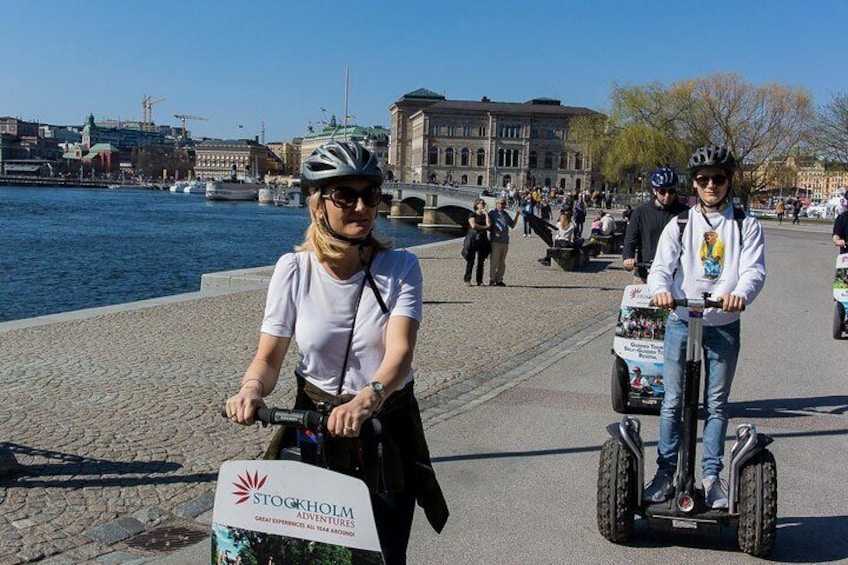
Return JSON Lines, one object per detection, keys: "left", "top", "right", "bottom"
{"left": 575, "top": 153, "right": 583, "bottom": 170}
{"left": 560, "top": 153, "right": 568, "bottom": 169}
{"left": 560, "top": 178, "right": 566, "bottom": 189}
{"left": 463, "top": 125, "right": 471, "bottom": 137}
{"left": 511, "top": 149, "right": 519, "bottom": 167}
{"left": 544, "top": 177, "right": 551, "bottom": 187}
{"left": 447, "top": 125, "right": 455, "bottom": 137}
{"left": 461, "top": 148, "right": 469, "bottom": 166}
{"left": 477, "top": 148, "right": 485, "bottom": 167}
{"left": 445, "top": 147, "right": 454, "bottom": 166}
{"left": 478, "top": 126, "right": 487, "bottom": 137}
{"left": 529, "top": 151, "right": 537, "bottom": 169}
{"left": 461, "top": 174, "right": 468, "bottom": 184}
{"left": 429, "top": 146, "right": 438, "bottom": 165}
{"left": 575, "top": 178, "right": 581, "bottom": 190}
{"left": 429, "top": 124, "right": 438, "bottom": 136}
{"left": 498, "top": 148, "right": 505, "bottom": 167}
{"left": 544, "top": 152, "right": 553, "bottom": 169}
{"left": 499, "top": 124, "right": 521, "bottom": 138}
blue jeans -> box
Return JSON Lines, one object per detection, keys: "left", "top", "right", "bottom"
{"left": 656, "top": 316, "right": 740, "bottom": 478}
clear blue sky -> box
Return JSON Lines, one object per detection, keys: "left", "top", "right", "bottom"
{"left": 3, "top": 0, "right": 847, "bottom": 142}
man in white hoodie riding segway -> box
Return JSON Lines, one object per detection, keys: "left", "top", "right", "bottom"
{"left": 644, "top": 145, "right": 766, "bottom": 509}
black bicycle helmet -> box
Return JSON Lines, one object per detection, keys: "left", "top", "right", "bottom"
{"left": 650, "top": 166, "right": 678, "bottom": 189}
{"left": 687, "top": 145, "right": 737, "bottom": 174}
{"left": 301, "top": 139, "right": 383, "bottom": 190}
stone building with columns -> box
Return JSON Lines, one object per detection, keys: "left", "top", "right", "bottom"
{"left": 388, "top": 88, "right": 603, "bottom": 190}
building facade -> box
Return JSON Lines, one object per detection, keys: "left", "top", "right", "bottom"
{"left": 81, "top": 114, "right": 166, "bottom": 150}
{"left": 792, "top": 157, "right": 848, "bottom": 200}
{"left": 388, "top": 89, "right": 602, "bottom": 190}
{"left": 266, "top": 138, "right": 303, "bottom": 176}
{"left": 193, "top": 139, "right": 273, "bottom": 180}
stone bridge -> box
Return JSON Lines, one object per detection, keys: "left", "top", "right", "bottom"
{"left": 380, "top": 182, "right": 498, "bottom": 229}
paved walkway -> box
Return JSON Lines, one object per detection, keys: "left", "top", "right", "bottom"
{"left": 0, "top": 219, "right": 629, "bottom": 564}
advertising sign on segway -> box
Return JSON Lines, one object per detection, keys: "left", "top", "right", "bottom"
{"left": 833, "top": 254, "right": 848, "bottom": 339}
{"left": 611, "top": 284, "right": 669, "bottom": 414}
{"left": 212, "top": 460, "right": 384, "bottom": 564}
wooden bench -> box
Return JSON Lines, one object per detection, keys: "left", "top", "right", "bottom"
{"left": 541, "top": 242, "right": 596, "bottom": 270}
{"left": 591, "top": 232, "right": 624, "bottom": 255}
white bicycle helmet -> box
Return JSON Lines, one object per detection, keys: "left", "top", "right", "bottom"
{"left": 301, "top": 139, "right": 383, "bottom": 190}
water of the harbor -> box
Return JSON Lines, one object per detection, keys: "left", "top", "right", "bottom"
{"left": 0, "top": 186, "right": 458, "bottom": 323}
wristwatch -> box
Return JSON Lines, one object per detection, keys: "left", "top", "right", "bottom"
{"left": 368, "top": 381, "right": 385, "bottom": 406}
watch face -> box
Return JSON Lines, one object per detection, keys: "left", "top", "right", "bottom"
{"left": 370, "top": 382, "right": 384, "bottom": 394}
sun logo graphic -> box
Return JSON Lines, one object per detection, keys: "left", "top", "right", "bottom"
{"left": 232, "top": 470, "right": 268, "bottom": 505}
{"left": 629, "top": 287, "right": 644, "bottom": 299}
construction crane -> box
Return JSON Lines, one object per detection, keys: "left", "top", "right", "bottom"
{"left": 173, "top": 114, "right": 208, "bottom": 138}
{"left": 141, "top": 95, "right": 167, "bottom": 131}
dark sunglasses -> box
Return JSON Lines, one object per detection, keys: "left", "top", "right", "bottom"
{"left": 694, "top": 174, "right": 728, "bottom": 188}
{"left": 655, "top": 188, "right": 677, "bottom": 195}
{"left": 323, "top": 185, "right": 382, "bottom": 208}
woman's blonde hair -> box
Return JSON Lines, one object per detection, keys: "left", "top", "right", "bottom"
{"left": 295, "top": 192, "right": 391, "bottom": 262}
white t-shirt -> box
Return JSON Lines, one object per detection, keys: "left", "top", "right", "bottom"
{"left": 261, "top": 249, "right": 423, "bottom": 395}
{"left": 648, "top": 206, "right": 766, "bottom": 326}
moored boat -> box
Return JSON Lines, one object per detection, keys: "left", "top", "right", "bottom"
{"left": 183, "top": 180, "right": 207, "bottom": 194}
{"left": 205, "top": 179, "right": 262, "bottom": 201}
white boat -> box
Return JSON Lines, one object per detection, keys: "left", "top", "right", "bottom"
{"left": 205, "top": 179, "right": 262, "bottom": 201}
{"left": 183, "top": 180, "right": 207, "bottom": 194}
{"left": 274, "top": 190, "right": 305, "bottom": 207}
{"left": 169, "top": 181, "right": 189, "bottom": 193}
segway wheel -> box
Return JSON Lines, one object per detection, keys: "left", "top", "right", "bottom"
{"left": 597, "top": 438, "right": 637, "bottom": 543}
{"left": 737, "top": 449, "right": 778, "bottom": 557}
{"left": 833, "top": 302, "right": 845, "bottom": 340}
{"left": 611, "top": 356, "right": 629, "bottom": 414}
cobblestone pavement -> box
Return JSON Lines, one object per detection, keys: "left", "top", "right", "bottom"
{"left": 0, "top": 229, "right": 630, "bottom": 564}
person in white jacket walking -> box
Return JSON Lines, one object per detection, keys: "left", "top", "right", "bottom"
{"left": 643, "top": 145, "right": 766, "bottom": 509}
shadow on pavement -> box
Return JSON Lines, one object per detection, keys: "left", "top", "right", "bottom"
{"left": 729, "top": 395, "right": 848, "bottom": 418}
{"left": 0, "top": 442, "right": 215, "bottom": 489}
{"left": 618, "top": 514, "right": 848, "bottom": 562}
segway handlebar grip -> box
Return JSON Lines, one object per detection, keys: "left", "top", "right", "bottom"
{"left": 220, "top": 405, "right": 328, "bottom": 430}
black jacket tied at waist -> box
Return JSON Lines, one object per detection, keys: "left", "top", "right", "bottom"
{"left": 265, "top": 372, "right": 449, "bottom": 534}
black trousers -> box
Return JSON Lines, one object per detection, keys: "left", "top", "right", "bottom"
{"left": 463, "top": 249, "right": 487, "bottom": 284}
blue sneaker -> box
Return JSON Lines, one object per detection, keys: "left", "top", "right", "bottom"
{"left": 643, "top": 471, "right": 674, "bottom": 503}
{"left": 703, "top": 475, "right": 728, "bottom": 509}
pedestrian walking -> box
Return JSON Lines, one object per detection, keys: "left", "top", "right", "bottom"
{"left": 792, "top": 199, "right": 802, "bottom": 225}
{"left": 775, "top": 200, "right": 785, "bottom": 224}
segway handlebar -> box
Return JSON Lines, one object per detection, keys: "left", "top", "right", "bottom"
{"left": 669, "top": 296, "right": 745, "bottom": 311}
{"left": 647, "top": 295, "right": 745, "bottom": 311}
{"left": 220, "top": 405, "right": 327, "bottom": 430}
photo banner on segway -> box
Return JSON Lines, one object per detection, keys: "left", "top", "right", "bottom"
{"left": 212, "top": 460, "right": 384, "bottom": 564}
{"left": 834, "top": 254, "right": 848, "bottom": 307}
{"left": 613, "top": 284, "right": 669, "bottom": 411}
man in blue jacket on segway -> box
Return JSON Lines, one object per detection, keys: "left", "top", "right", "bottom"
{"left": 645, "top": 145, "right": 766, "bottom": 508}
